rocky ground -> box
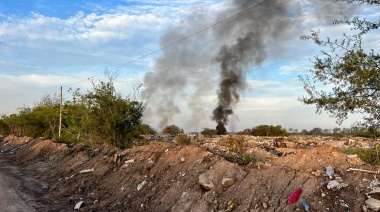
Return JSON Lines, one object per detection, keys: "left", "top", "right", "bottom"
{"left": 1, "top": 134, "right": 380, "bottom": 211}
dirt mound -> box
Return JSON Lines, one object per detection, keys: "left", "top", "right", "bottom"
{"left": 1, "top": 135, "right": 379, "bottom": 211}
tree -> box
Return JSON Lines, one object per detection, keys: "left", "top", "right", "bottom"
{"left": 139, "top": 124, "right": 157, "bottom": 135}
{"left": 251, "top": 125, "right": 288, "bottom": 136}
{"left": 0, "top": 115, "right": 10, "bottom": 135}
{"left": 299, "top": 1, "right": 380, "bottom": 128}
{"left": 162, "top": 125, "right": 183, "bottom": 135}
{"left": 63, "top": 72, "right": 145, "bottom": 148}
{"left": 333, "top": 127, "right": 341, "bottom": 135}
{"left": 200, "top": 128, "right": 217, "bottom": 137}
{"left": 309, "top": 127, "right": 322, "bottom": 135}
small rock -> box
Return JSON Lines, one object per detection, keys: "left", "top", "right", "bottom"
{"left": 137, "top": 180, "right": 146, "bottom": 191}
{"left": 262, "top": 202, "right": 268, "bottom": 209}
{"left": 198, "top": 174, "right": 215, "bottom": 191}
{"left": 181, "top": 157, "right": 185, "bottom": 162}
{"left": 365, "top": 198, "right": 380, "bottom": 211}
{"left": 221, "top": 177, "right": 235, "bottom": 188}
{"left": 74, "top": 201, "right": 84, "bottom": 210}
{"left": 312, "top": 170, "right": 324, "bottom": 177}
{"left": 347, "top": 154, "right": 358, "bottom": 159}
{"left": 362, "top": 204, "right": 368, "bottom": 212}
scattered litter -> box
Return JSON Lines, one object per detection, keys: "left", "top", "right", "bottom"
{"left": 125, "top": 159, "right": 135, "bottom": 164}
{"left": 325, "top": 166, "right": 334, "bottom": 179}
{"left": 79, "top": 168, "right": 94, "bottom": 174}
{"left": 287, "top": 188, "right": 302, "bottom": 204}
{"left": 327, "top": 180, "right": 348, "bottom": 190}
{"left": 370, "top": 177, "right": 380, "bottom": 190}
{"left": 346, "top": 154, "right": 358, "bottom": 159}
{"left": 268, "top": 149, "right": 283, "bottom": 157}
{"left": 74, "top": 201, "right": 84, "bottom": 210}
{"left": 225, "top": 201, "right": 236, "bottom": 212}
{"left": 347, "top": 168, "right": 380, "bottom": 174}
{"left": 285, "top": 151, "right": 295, "bottom": 155}
{"left": 365, "top": 198, "right": 380, "bottom": 211}
{"left": 301, "top": 201, "right": 310, "bottom": 212}
{"left": 137, "top": 180, "right": 146, "bottom": 191}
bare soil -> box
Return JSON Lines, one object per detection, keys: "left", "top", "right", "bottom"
{"left": 0, "top": 135, "right": 379, "bottom": 211}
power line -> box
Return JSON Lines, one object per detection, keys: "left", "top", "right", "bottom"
{"left": 62, "top": 0, "right": 271, "bottom": 88}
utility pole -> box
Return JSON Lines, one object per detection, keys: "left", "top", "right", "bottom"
{"left": 59, "top": 86, "right": 62, "bottom": 139}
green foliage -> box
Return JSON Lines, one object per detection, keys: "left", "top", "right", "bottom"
{"left": 139, "top": 123, "right": 157, "bottom": 135}
{"left": 251, "top": 125, "right": 288, "bottom": 136}
{"left": 0, "top": 116, "right": 11, "bottom": 135}
{"left": 162, "top": 125, "right": 184, "bottom": 135}
{"left": 62, "top": 73, "right": 145, "bottom": 148}
{"left": 107, "top": 149, "right": 117, "bottom": 157}
{"left": 0, "top": 71, "right": 146, "bottom": 149}
{"left": 299, "top": 1, "right": 380, "bottom": 127}
{"left": 1, "top": 95, "right": 60, "bottom": 138}
{"left": 222, "top": 136, "right": 258, "bottom": 165}
{"left": 200, "top": 128, "right": 217, "bottom": 137}
{"left": 341, "top": 147, "right": 380, "bottom": 165}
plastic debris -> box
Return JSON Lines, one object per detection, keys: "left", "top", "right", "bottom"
{"left": 74, "top": 201, "right": 84, "bottom": 210}
{"left": 325, "top": 166, "right": 334, "bottom": 179}
{"left": 327, "top": 179, "right": 348, "bottom": 190}
{"left": 268, "top": 149, "right": 283, "bottom": 157}
{"left": 137, "top": 180, "right": 146, "bottom": 191}
{"left": 347, "top": 168, "right": 380, "bottom": 174}
{"left": 301, "top": 201, "right": 310, "bottom": 212}
{"left": 79, "top": 168, "right": 94, "bottom": 174}
{"left": 287, "top": 188, "right": 302, "bottom": 204}
{"left": 365, "top": 198, "right": 380, "bottom": 211}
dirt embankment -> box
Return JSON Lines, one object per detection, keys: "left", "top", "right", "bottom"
{"left": 0, "top": 135, "right": 379, "bottom": 211}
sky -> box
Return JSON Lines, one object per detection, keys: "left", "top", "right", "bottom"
{"left": 0, "top": 0, "right": 379, "bottom": 132}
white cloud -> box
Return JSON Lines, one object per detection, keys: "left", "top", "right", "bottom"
{"left": 279, "top": 60, "right": 312, "bottom": 75}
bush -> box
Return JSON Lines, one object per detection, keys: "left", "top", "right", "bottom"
{"left": 341, "top": 147, "right": 380, "bottom": 165}
{"left": 223, "top": 136, "right": 258, "bottom": 165}
{"left": 176, "top": 134, "right": 192, "bottom": 145}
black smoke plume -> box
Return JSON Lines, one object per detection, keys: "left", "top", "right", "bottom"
{"left": 141, "top": 0, "right": 359, "bottom": 132}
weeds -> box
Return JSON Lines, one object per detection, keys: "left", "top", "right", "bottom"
{"left": 220, "top": 136, "right": 259, "bottom": 165}
{"left": 137, "top": 165, "right": 145, "bottom": 175}
{"left": 176, "top": 134, "right": 192, "bottom": 145}
{"left": 107, "top": 149, "right": 117, "bottom": 157}
{"left": 64, "top": 148, "right": 75, "bottom": 156}
{"left": 341, "top": 147, "right": 380, "bottom": 165}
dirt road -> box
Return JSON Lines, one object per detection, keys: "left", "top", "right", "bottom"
{"left": 0, "top": 157, "right": 37, "bottom": 212}
{"left": 0, "top": 155, "right": 68, "bottom": 212}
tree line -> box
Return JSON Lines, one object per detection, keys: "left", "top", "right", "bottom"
{"left": 0, "top": 73, "right": 148, "bottom": 148}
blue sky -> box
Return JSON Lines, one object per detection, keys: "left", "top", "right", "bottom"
{"left": 0, "top": 0, "right": 379, "bottom": 132}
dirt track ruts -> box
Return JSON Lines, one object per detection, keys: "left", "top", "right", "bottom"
{"left": 0, "top": 156, "right": 36, "bottom": 212}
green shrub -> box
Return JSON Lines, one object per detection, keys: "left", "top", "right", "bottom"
{"left": 341, "top": 147, "right": 380, "bottom": 165}
{"left": 176, "top": 134, "right": 192, "bottom": 145}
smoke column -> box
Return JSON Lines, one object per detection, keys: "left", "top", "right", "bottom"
{"left": 211, "top": 0, "right": 291, "bottom": 134}
{"left": 141, "top": 0, "right": 359, "bottom": 132}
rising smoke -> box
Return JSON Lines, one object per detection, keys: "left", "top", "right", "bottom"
{"left": 141, "top": 0, "right": 359, "bottom": 132}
